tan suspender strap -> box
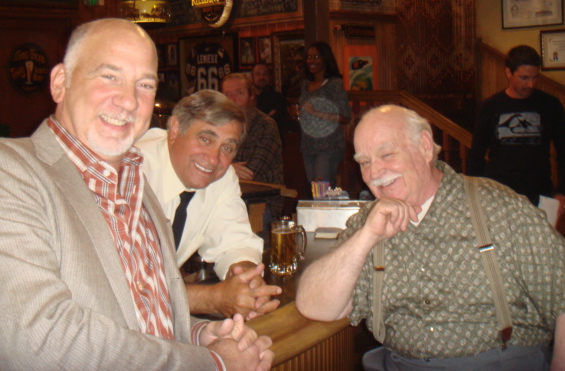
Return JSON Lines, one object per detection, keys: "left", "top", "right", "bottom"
{"left": 464, "top": 176, "right": 513, "bottom": 349}
{"left": 372, "top": 243, "right": 386, "bottom": 343}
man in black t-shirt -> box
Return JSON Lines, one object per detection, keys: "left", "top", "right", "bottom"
{"left": 468, "top": 45, "right": 565, "bottom": 214}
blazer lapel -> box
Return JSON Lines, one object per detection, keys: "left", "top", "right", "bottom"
{"left": 143, "top": 181, "right": 191, "bottom": 342}
{"left": 32, "top": 122, "right": 140, "bottom": 331}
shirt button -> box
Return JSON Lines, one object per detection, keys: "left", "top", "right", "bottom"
{"left": 136, "top": 281, "right": 144, "bottom": 291}
{"left": 424, "top": 299, "right": 431, "bottom": 305}
{"left": 103, "top": 169, "right": 111, "bottom": 177}
{"left": 420, "top": 267, "right": 426, "bottom": 272}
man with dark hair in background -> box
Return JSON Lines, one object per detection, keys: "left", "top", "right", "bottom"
{"left": 468, "top": 45, "right": 565, "bottom": 218}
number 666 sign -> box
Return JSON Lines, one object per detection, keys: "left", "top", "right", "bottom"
{"left": 179, "top": 34, "right": 237, "bottom": 96}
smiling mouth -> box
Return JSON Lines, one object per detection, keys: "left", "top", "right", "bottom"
{"left": 100, "top": 114, "right": 132, "bottom": 127}
{"left": 194, "top": 161, "right": 213, "bottom": 173}
{"left": 371, "top": 174, "right": 401, "bottom": 188}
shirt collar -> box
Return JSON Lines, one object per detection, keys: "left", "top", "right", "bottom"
{"left": 47, "top": 115, "right": 144, "bottom": 177}
{"left": 159, "top": 138, "right": 196, "bottom": 203}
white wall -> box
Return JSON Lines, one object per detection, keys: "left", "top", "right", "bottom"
{"left": 476, "top": 0, "right": 565, "bottom": 85}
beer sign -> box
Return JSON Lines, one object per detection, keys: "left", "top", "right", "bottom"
{"left": 8, "top": 43, "right": 50, "bottom": 96}
{"left": 192, "top": 0, "right": 233, "bottom": 28}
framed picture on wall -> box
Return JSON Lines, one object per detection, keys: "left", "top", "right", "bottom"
{"left": 541, "top": 29, "right": 565, "bottom": 70}
{"left": 258, "top": 36, "right": 272, "bottom": 64}
{"left": 502, "top": 0, "right": 563, "bottom": 29}
{"left": 240, "top": 37, "right": 256, "bottom": 66}
{"left": 273, "top": 31, "right": 305, "bottom": 98}
{"left": 343, "top": 45, "right": 378, "bottom": 91}
{"left": 167, "top": 43, "right": 178, "bottom": 66}
{"left": 179, "top": 33, "right": 237, "bottom": 96}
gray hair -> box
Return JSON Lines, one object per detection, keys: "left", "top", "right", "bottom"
{"left": 361, "top": 104, "right": 442, "bottom": 161}
{"left": 170, "top": 89, "right": 246, "bottom": 138}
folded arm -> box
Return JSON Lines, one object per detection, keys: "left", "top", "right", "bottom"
{"left": 296, "top": 198, "right": 419, "bottom": 321}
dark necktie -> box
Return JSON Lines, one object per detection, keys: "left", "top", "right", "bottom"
{"left": 172, "top": 191, "right": 194, "bottom": 250}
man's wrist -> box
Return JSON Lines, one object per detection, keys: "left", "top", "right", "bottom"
{"left": 186, "top": 283, "right": 222, "bottom": 314}
{"left": 209, "top": 350, "right": 226, "bottom": 371}
{"left": 190, "top": 320, "right": 210, "bottom": 345}
{"left": 227, "top": 261, "right": 258, "bottom": 278}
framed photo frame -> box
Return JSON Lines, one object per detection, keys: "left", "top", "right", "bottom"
{"left": 272, "top": 31, "right": 305, "bottom": 98}
{"left": 258, "top": 36, "right": 272, "bottom": 64}
{"left": 502, "top": 0, "right": 563, "bottom": 29}
{"left": 540, "top": 29, "right": 565, "bottom": 70}
{"left": 179, "top": 34, "right": 237, "bottom": 96}
{"left": 167, "top": 43, "right": 178, "bottom": 67}
{"left": 343, "top": 45, "right": 378, "bottom": 91}
{"left": 240, "top": 37, "right": 256, "bottom": 66}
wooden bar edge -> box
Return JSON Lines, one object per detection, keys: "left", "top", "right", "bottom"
{"left": 248, "top": 302, "right": 351, "bottom": 366}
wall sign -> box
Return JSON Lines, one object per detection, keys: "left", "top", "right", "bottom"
{"left": 170, "top": 0, "right": 298, "bottom": 26}
{"left": 343, "top": 24, "right": 376, "bottom": 40}
{"left": 340, "top": 0, "right": 382, "bottom": 3}
{"left": 8, "top": 43, "right": 50, "bottom": 95}
{"left": 192, "top": 0, "right": 233, "bottom": 28}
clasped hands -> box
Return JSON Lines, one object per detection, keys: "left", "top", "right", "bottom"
{"left": 201, "top": 313, "right": 274, "bottom": 371}
{"left": 219, "top": 262, "right": 282, "bottom": 321}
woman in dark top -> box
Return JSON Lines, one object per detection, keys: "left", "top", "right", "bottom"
{"left": 298, "top": 41, "right": 351, "bottom": 189}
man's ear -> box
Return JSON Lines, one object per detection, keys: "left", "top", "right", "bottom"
{"left": 504, "top": 67, "right": 513, "bottom": 80}
{"left": 50, "top": 63, "right": 67, "bottom": 103}
{"left": 167, "top": 116, "right": 180, "bottom": 145}
{"left": 419, "top": 130, "right": 435, "bottom": 162}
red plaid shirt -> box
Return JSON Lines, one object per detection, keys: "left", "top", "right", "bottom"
{"left": 48, "top": 117, "right": 174, "bottom": 340}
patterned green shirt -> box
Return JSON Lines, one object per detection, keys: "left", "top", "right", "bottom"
{"left": 345, "top": 161, "right": 565, "bottom": 359}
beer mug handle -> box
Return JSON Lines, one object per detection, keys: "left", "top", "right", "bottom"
{"left": 296, "top": 224, "right": 307, "bottom": 260}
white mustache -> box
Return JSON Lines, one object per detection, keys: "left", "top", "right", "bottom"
{"left": 370, "top": 173, "right": 401, "bottom": 187}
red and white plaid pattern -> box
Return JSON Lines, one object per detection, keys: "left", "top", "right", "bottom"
{"left": 48, "top": 117, "right": 174, "bottom": 340}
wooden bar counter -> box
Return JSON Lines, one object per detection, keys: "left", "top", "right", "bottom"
{"left": 247, "top": 233, "right": 358, "bottom": 371}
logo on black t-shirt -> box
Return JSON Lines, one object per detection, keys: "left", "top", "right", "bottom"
{"left": 496, "top": 112, "right": 542, "bottom": 145}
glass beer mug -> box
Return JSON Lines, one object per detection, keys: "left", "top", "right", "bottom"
{"left": 269, "top": 219, "right": 307, "bottom": 276}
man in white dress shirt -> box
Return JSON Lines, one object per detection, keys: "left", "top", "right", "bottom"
{"left": 136, "top": 90, "right": 281, "bottom": 320}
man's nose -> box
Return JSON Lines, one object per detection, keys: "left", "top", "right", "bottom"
{"left": 370, "top": 161, "right": 384, "bottom": 180}
{"left": 205, "top": 146, "right": 221, "bottom": 166}
{"left": 113, "top": 84, "right": 138, "bottom": 112}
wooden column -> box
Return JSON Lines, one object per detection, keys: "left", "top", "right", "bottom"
{"left": 302, "top": 0, "right": 330, "bottom": 47}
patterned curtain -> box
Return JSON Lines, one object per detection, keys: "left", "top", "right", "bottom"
{"left": 396, "top": 0, "right": 476, "bottom": 130}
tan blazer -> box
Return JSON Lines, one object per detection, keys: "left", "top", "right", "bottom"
{"left": 0, "top": 121, "right": 217, "bottom": 370}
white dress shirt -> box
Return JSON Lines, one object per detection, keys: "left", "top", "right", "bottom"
{"left": 136, "top": 128, "right": 263, "bottom": 279}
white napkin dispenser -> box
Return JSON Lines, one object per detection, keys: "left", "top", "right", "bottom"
{"left": 296, "top": 200, "right": 368, "bottom": 232}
